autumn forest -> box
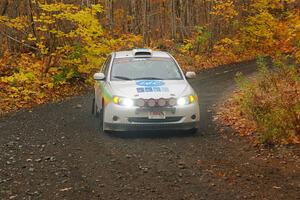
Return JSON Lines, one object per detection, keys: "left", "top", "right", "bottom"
{"left": 0, "top": 0, "right": 300, "bottom": 143}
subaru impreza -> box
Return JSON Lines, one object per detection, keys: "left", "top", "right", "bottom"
{"left": 92, "top": 49, "right": 200, "bottom": 133}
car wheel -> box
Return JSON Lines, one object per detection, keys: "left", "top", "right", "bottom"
{"left": 92, "top": 97, "right": 100, "bottom": 118}
{"left": 92, "top": 98, "right": 95, "bottom": 114}
{"left": 188, "top": 128, "right": 198, "bottom": 134}
{"left": 99, "top": 103, "right": 105, "bottom": 132}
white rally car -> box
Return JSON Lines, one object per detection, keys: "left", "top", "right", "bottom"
{"left": 92, "top": 49, "right": 200, "bottom": 133}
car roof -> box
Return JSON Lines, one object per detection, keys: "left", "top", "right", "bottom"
{"left": 114, "top": 49, "right": 171, "bottom": 59}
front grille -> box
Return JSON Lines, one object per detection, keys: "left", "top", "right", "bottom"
{"left": 136, "top": 107, "right": 176, "bottom": 114}
{"left": 128, "top": 117, "right": 183, "bottom": 123}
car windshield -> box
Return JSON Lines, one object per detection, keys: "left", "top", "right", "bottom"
{"left": 110, "top": 57, "right": 183, "bottom": 81}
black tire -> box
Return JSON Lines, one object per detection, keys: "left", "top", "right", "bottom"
{"left": 99, "top": 102, "right": 105, "bottom": 132}
{"left": 188, "top": 128, "right": 198, "bottom": 134}
{"left": 93, "top": 97, "right": 100, "bottom": 118}
{"left": 95, "top": 104, "right": 100, "bottom": 118}
{"left": 92, "top": 98, "right": 95, "bottom": 114}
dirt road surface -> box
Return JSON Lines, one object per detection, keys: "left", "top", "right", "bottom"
{"left": 1, "top": 61, "right": 299, "bottom": 200}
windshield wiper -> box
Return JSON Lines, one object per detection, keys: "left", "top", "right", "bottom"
{"left": 134, "top": 77, "right": 163, "bottom": 80}
{"left": 113, "top": 76, "right": 133, "bottom": 80}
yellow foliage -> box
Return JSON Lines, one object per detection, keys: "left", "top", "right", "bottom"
{"left": 0, "top": 2, "right": 144, "bottom": 114}
{"left": 1, "top": 0, "right": 299, "bottom": 117}
{"left": 0, "top": 16, "right": 27, "bottom": 30}
{"left": 27, "top": 34, "right": 37, "bottom": 41}
{"left": 211, "top": 0, "right": 238, "bottom": 23}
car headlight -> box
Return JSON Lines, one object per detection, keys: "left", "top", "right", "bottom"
{"left": 177, "top": 95, "right": 196, "bottom": 106}
{"left": 113, "top": 96, "right": 134, "bottom": 107}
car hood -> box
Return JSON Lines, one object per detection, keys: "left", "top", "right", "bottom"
{"left": 109, "top": 80, "right": 193, "bottom": 99}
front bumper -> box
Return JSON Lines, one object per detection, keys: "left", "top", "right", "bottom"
{"left": 104, "top": 122, "right": 198, "bottom": 131}
{"left": 103, "top": 103, "right": 200, "bottom": 131}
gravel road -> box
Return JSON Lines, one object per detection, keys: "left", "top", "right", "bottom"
{"left": 1, "top": 60, "right": 299, "bottom": 200}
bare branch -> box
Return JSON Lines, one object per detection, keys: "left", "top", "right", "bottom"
{"left": 0, "top": 31, "right": 38, "bottom": 51}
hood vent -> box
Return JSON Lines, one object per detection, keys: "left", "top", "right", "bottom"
{"left": 133, "top": 49, "right": 152, "bottom": 57}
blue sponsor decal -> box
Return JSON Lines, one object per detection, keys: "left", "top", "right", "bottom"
{"left": 136, "top": 80, "right": 165, "bottom": 87}
{"left": 145, "top": 87, "right": 153, "bottom": 92}
{"left": 161, "top": 87, "right": 169, "bottom": 92}
{"left": 137, "top": 88, "right": 145, "bottom": 93}
{"left": 136, "top": 86, "right": 169, "bottom": 93}
{"left": 152, "top": 87, "right": 161, "bottom": 92}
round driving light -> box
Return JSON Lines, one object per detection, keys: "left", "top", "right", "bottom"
{"left": 169, "top": 98, "right": 176, "bottom": 106}
{"left": 136, "top": 98, "right": 145, "bottom": 107}
{"left": 158, "top": 98, "right": 167, "bottom": 107}
{"left": 113, "top": 116, "right": 119, "bottom": 121}
{"left": 147, "top": 98, "right": 156, "bottom": 107}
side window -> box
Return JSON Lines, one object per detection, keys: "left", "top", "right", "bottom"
{"left": 101, "top": 59, "right": 107, "bottom": 73}
{"left": 104, "top": 55, "right": 111, "bottom": 76}
{"left": 101, "top": 55, "right": 111, "bottom": 76}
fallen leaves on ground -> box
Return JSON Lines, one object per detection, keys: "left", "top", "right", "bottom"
{"left": 216, "top": 91, "right": 257, "bottom": 138}
{"left": 216, "top": 89, "right": 300, "bottom": 145}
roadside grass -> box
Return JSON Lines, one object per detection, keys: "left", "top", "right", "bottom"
{"left": 217, "top": 57, "right": 300, "bottom": 145}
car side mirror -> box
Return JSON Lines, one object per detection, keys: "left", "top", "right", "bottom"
{"left": 185, "top": 71, "right": 196, "bottom": 79}
{"left": 94, "top": 72, "right": 105, "bottom": 81}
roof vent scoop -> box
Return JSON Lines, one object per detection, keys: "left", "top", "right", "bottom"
{"left": 132, "top": 49, "right": 152, "bottom": 57}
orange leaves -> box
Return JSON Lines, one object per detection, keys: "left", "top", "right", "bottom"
{"left": 170, "top": 0, "right": 300, "bottom": 72}
{"left": 217, "top": 59, "right": 300, "bottom": 145}
{"left": 238, "top": 0, "right": 300, "bottom": 56}
{"left": 0, "top": 52, "right": 89, "bottom": 116}
{"left": 0, "top": 53, "right": 42, "bottom": 114}
{"left": 0, "top": 2, "right": 144, "bottom": 115}
{"left": 216, "top": 93, "right": 257, "bottom": 138}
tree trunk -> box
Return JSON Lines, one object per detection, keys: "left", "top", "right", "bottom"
{"left": 106, "top": 0, "right": 114, "bottom": 35}
{"left": 0, "top": 0, "right": 9, "bottom": 16}
{"left": 170, "top": 0, "right": 176, "bottom": 40}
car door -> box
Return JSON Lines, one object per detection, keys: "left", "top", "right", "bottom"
{"left": 95, "top": 55, "right": 112, "bottom": 111}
